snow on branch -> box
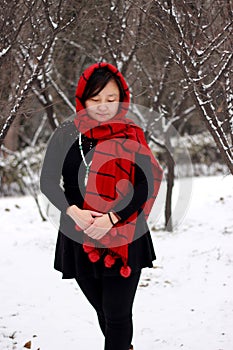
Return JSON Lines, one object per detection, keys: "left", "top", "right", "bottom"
{"left": 154, "top": 58, "right": 172, "bottom": 105}
{"left": 225, "top": 71, "right": 233, "bottom": 120}
{"left": 0, "top": 1, "right": 76, "bottom": 145}
{"left": 62, "top": 39, "right": 100, "bottom": 62}
{"left": 200, "top": 39, "right": 230, "bottom": 68}
{"left": 199, "top": 24, "right": 233, "bottom": 66}
{"left": 203, "top": 53, "right": 233, "bottom": 90}
{"left": 46, "top": 74, "right": 76, "bottom": 113}
{"left": 0, "top": 46, "right": 11, "bottom": 59}
{"left": 31, "top": 114, "right": 47, "bottom": 147}
{"left": 0, "top": 38, "right": 55, "bottom": 145}
{"left": 42, "top": 0, "right": 59, "bottom": 30}
{"left": 193, "top": 85, "right": 233, "bottom": 165}
{"left": 0, "top": 0, "right": 37, "bottom": 65}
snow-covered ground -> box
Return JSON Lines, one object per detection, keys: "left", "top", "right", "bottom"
{"left": 0, "top": 175, "right": 233, "bottom": 350}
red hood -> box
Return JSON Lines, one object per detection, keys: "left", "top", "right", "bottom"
{"left": 75, "top": 62, "right": 130, "bottom": 113}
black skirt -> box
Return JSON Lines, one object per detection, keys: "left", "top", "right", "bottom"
{"left": 54, "top": 228, "right": 156, "bottom": 280}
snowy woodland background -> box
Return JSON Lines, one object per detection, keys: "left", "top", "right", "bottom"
{"left": 0, "top": 1, "right": 233, "bottom": 349}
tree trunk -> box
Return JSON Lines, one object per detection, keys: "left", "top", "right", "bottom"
{"left": 164, "top": 134, "right": 175, "bottom": 232}
{"left": 191, "top": 83, "right": 233, "bottom": 175}
{"left": 4, "top": 115, "right": 21, "bottom": 151}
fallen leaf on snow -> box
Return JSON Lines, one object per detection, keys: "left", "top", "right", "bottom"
{"left": 24, "top": 340, "right": 31, "bottom": 349}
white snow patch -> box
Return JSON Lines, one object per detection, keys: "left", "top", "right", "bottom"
{"left": 0, "top": 46, "right": 11, "bottom": 58}
{"left": 0, "top": 175, "right": 233, "bottom": 349}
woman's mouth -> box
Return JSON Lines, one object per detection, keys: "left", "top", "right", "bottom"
{"left": 96, "top": 113, "right": 109, "bottom": 117}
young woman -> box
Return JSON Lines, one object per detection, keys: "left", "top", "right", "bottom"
{"left": 40, "top": 62, "right": 163, "bottom": 350}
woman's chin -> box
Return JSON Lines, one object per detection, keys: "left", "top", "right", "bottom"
{"left": 90, "top": 114, "right": 113, "bottom": 122}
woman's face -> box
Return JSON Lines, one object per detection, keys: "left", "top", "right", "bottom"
{"left": 84, "top": 79, "right": 120, "bottom": 122}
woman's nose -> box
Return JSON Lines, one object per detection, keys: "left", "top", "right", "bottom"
{"left": 97, "top": 102, "right": 108, "bottom": 112}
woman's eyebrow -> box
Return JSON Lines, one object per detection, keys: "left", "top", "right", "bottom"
{"left": 93, "top": 93, "right": 118, "bottom": 97}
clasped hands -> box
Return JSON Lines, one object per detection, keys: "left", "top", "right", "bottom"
{"left": 66, "top": 205, "right": 119, "bottom": 240}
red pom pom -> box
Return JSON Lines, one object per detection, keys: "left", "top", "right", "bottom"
{"left": 120, "top": 265, "right": 132, "bottom": 278}
{"left": 83, "top": 243, "right": 94, "bottom": 253}
{"left": 88, "top": 250, "right": 100, "bottom": 262}
{"left": 104, "top": 254, "right": 116, "bottom": 268}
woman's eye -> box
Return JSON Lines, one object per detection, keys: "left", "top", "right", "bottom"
{"left": 91, "top": 99, "right": 99, "bottom": 102}
{"left": 108, "top": 99, "right": 115, "bottom": 102}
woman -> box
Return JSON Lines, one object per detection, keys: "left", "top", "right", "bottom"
{"left": 40, "top": 62, "right": 163, "bottom": 350}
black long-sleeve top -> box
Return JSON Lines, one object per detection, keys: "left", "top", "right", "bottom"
{"left": 40, "top": 120, "right": 156, "bottom": 279}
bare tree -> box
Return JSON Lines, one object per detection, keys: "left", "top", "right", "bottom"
{"left": 0, "top": 0, "right": 36, "bottom": 64}
{"left": 132, "top": 0, "right": 233, "bottom": 174}
{"left": 0, "top": 0, "right": 78, "bottom": 147}
{"left": 2, "top": 0, "right": 231, "bottom": 230}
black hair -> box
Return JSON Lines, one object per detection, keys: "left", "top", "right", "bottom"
{"left": 81, "top": 67, "right": 126, "bottom": 104}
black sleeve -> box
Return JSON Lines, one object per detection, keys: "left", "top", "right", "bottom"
{"left": 40, "top": 126, "right": 70, "bottom": 213}
{"left": 112, "top": 153, "right": 154, "bottom": 222}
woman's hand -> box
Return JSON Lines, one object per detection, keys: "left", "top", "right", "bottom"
{"left": 66, "top": 205, "right": 103, "bottom": 230}
{"left": 84, "top": 212, "right": 119, "bottom": 240}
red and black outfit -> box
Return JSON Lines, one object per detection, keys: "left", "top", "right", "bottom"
{"left": 40, "top": 62, "right": 163, "bottom": 350}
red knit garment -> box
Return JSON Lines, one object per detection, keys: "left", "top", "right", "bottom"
{"left": 74, "top": 62, "right": 163, "bottom": 277}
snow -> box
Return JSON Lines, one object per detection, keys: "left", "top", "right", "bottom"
{"left": 203, "top": 53, "right": 233, "bottom": 90}
{"left": 0, "top": 46, "right": 11, "bottom": 59}
{"left": 0, "top": 175, "right": 233, "bottom": 350}
{"left": 195, "top": 49, "right": 204, "bottom": 56}
{"left": 49, "top": 16, "right": 58, "bottom": 30}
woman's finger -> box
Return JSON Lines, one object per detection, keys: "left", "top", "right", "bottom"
{"left": 89, "top": 231, "right": 104, "bottom": 240}
{"left": 84, "top": 224, "right": 95, "bottom": 235}
{"left": 89, "top": 210, "right": 103, "bottom": 217}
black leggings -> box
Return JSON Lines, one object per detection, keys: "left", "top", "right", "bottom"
{"left": 76, "top": 271, "right": 141, "bottom": 350}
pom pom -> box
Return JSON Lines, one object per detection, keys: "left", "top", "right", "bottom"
{"left": 104, "top": 254, "right": 116, "bottom": 268}
{"left": 120, "top": 265, "right": 132, "bottom": 278}
{"left": 83, "top": 243, "right": 94, "bottom": 253}
{"left": 88, "top": 250, "right": 100, "bottom": 263}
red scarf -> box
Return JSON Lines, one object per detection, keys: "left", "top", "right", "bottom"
{"left": 74, "top": 62, "right": 163, "bottom": 277}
